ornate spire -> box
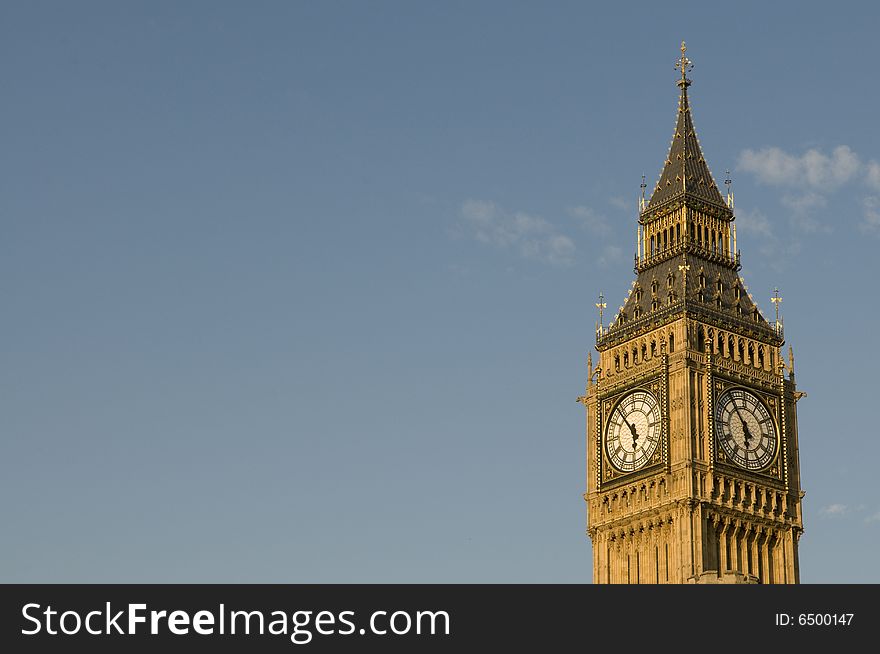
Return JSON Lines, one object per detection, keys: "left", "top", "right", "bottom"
{"left": 646, "top": 42, "right": 726, "bottom": 211}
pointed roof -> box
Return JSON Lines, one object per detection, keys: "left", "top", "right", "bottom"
{"left": 646, "top": 44, "right": 725, "bottom": 211}
{"left": 595, "top": 44, "right": 784, "bottom": 351}
{"left": 597, "top": 251, "right": 783, "bottom": 349}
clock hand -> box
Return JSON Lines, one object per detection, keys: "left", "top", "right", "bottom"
{"left": 621, "top": 414, "right": 640, "bottom": 449}
{"left": 731, "top": 403, "right": 751, "bottom": 446}
{"left": 741, "top": 421, "right": 753, "bottom": 446}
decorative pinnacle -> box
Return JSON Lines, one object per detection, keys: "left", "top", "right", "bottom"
{"left": 678, "top": 262, "right": 690, "bottom": 294}
{"left": 724, "top": 169, "right": 733, "bottom": 209}
{"left": 771, "top": 287, "right": 783, "bottom": 332}
{"left": 587, "top": 352, "right": 593, "bottom": 388}
{"left": 595, "top": 292, "right": 606, "bottom": 332}
{"left": 675, "top": 40, "right": 693, "bottom": 88}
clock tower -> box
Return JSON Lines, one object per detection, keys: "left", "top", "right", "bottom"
{"left": 579, "top": 43, "right": 804, "bottom": 584}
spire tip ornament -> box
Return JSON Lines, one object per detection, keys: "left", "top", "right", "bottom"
{"left": 675, "top": 40, "right": 693, "bottom": 88}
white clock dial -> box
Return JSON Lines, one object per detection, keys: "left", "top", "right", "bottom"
{"left": 605, "top": 390, "right": 662, "bottom": 472}
{"left": 714, "top": 388, "right": 777, "bottom": 470}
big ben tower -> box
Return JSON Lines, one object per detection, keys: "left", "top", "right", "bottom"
{"left": 579, "top": 43, "right": 804, "bottom": 584}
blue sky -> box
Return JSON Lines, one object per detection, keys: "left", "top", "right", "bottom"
{"left": 2, "top": 1, "right": 879, "bottom": 583}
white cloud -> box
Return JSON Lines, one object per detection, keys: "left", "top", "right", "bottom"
{"left": 819, "top": 503, "right": 849, "bottom": 517}
{"left": 808, "top": 146, "right": 861, "bottom": 188}
{"left": 524, "top": 234, "right": 576, "bottom": 266}
{"left": 781, "top": 191, "right": 827, "bottom": 214}
{"left": 597, "top": 245, "right": 624, "bottom": 268}
{"left": 778, "top": 193, "right": 830, "bottom": 234}
{"left": 569, "top": 205, "right": 612, "bottom": 237}
{"left": 736, "top": 145, "right": 879, "bottom": 235}
{"left": 738, "top": 145, "right": 861, "bottom": 190}
{"left": 738, "top": 147, "right": 803, "bottom": 186}
{"left": 608, "top": 196, "right": 631, "bottom": 211}
{"left": 733, "top": 205, "right": 787, "bottom": 264}
{"left": 865, "top": 511, "right": 880, "bottom": 524}
{"left": 863, "top": 196, "right": 880, "bottom": 234}
{"left": 460, "top": 200, "right": 575, "bottom": 266}
{"left": 867, "top": 161, "right": 880, "bottom": 191}
{"left": 735, "top": 206, "right": 774, "bottom": 239}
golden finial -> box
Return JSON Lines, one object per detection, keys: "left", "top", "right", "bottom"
{"left": 639, "top": 174, "right": 647, "bottom": 212}
{"left": 724, "top": 170, "right": 734, "bottom": 210}
{"left": 678, "top": 261, "right": 690, "bottom": 297}
{"left": 587, "top": 351, "right": 593, "bottom": 387}
{"left": 771, "top": 287, "right": 783, "bottom": 333}
{"left": 595, "top": 292, "right": 606, "bottom": 333}
{"left": 675, "top": 40, "right": 693, "bottom": 88}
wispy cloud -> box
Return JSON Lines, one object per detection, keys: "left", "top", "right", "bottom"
{"left": 598, "top": 245, "right": 624, "bottom": 267}
{"left": 735, "top": 206, "right": 774, "bottom": 239}
{"left": 819, "top": 503, "right": 850, "bottom": 517}
{"left": 780, "top": 191, "right": 826, "bottom": 214}
{"left": 738, "top": 145, "right": 861, "bottom": 190}
{"left": 732, "top": 205, "right": 802, "bottom": 270}
{"left": 737, "top": 145, "right": 880, "bottom": 236}
{"left": 815, "top": 503, "right": 880, "bottom": 523}
{"left": 862, "top": 161, "right": 880, "bottom": 232}
{"left": 866, "top": 160, "right": 880, "bottom": 191}
{"left": 568, "top": 205, "right": 611, "bottom": 237}
{"left": 567, "top": 204, "right": 630, "bottom": 269}
{"left": 460, "top": 200, "right": 575, "bottom": 266}
{"left": 608, "top": 196, "right": 631, "bottom": 212}
{"left": 522, "top": 234, "right": 576, "bottom": 266}
{"left": 863, "top": 196, "right": 880, "bottom": 234}
{"left": 782, "top": 203, "right": 825, "bottom": 233}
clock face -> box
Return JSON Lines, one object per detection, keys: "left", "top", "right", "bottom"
{"left": 714, "top": 388, "right": 777, "bottom": 470}
{"left": 605, "top": 390, "right": 662, "bottom": 472}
